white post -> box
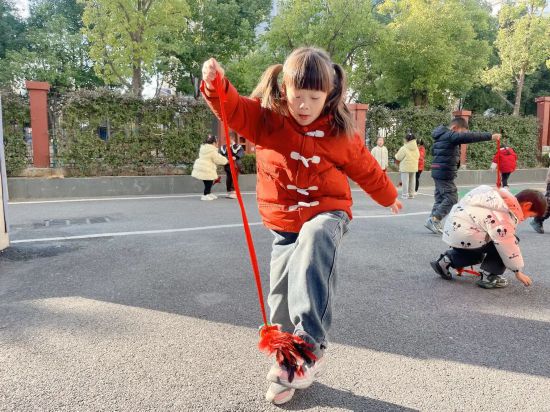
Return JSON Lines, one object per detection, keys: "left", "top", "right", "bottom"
{"left": 0, "top": 94, "right": 10, "bottom": 251}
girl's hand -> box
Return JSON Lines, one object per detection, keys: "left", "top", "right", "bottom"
{"left": 390, "top": 199, "right": 403, "bottom": 214}
{"left": 202, "top": 58, "right": 225, "bottom": 89}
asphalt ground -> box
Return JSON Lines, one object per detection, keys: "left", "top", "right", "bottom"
{"left": 1, "top": 182, "right": 549, "bottom": 412}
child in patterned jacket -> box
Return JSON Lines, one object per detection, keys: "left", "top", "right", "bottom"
{"left": 430, "top": 185, "right": 547, "bottom": 289}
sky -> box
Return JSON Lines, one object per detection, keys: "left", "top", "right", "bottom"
{"left": 13, "top": 0, "right": 29, "bottom": 18}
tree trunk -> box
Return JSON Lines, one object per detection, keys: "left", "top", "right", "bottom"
{"left": 132, "top": 64, "right": 142, "bottom": 98}
{"left": 413, "top": 90, "right": 429, "bottom": 107}
{"left": 513, "top": 66, "right": 525, "bottom": 116}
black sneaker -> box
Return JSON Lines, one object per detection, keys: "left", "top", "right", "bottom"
{"left": 476, "top": 274, "right": 509, "bottom": 289}
{"left": 430, "top": 254, "right": 453, "bottom": 280}
{"left": 530, "top": 219, "right": 544, "bottom": 234}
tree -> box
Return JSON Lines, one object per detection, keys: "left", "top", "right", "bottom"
{"left": 372, "top": 0, "right": 493, "bottom": 107}
{"left": 483, "top": 0, "right": 550, "bottom": 116}
{"left": 173, "top": 0, "right": 271, "bottom": 95}
{"left": 228, "top": 0, "right": 383, "bottom": 97}
{"left": 80, "top": 0, "right": 190, "bottom": 98}
{"left": 0, "top": 0, "right": 101, "bottom": 90}
{"left": 28, "top": 0, "right": 85, "bottom": 32}
{"left": 0, "top": 0, "right": 25, "bottom": 59}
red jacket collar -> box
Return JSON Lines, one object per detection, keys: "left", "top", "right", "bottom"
{"left": 287, "top": 114, "right": 334, "bottom": 136}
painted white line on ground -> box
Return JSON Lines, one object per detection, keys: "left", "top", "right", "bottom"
{"left": 8, "top": 182, "right": 545, "bottom": 205}
{"left": 10, "top": 222, "right": 264, "bottom": 244}
{"left": 354, "top": 211, "right": 430, "bottom": 219}
{"left": 406, "top": 183, "right": 546, "bottom": 198}
{"left": 9, "top": 192, "right": 258, "bottom": 205}
{"left": 10, "top": 211, "right": 430, "bottom": 244}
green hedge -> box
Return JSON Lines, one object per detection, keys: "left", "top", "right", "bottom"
{"left": 240, "top": 153, "right": 257, "bottom": 174}
{"left": 2, "top": 90, "right": 542, "bottom": 177}
{"left": 366, "top": 106, "right": 540, "bottom": 170}
{"left": 55, "top": 89, "right": 211, "bottom": 176}
{"left": 468, "top": 115, "right": 539, "bottom": 169}
{"left": 1, "top": 92, "right": 30, "bottom": 175}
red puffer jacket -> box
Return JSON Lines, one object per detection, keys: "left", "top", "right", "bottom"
{"left": 418, "top": 146, "right": 426, "bottom": 171}
{"left": 492, "top": 147, "right": 517, "bottom": 174}
{"left": 201, "top": 79, "right": 397, "bottom": 233}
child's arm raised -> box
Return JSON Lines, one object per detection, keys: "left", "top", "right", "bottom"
{"left": 449, "top": 131, "right": 499, "bottom": 145}
{"left": 201, "top": 58, "right": 263, "bottom": 145}
{"left": 343, "top": 134, "right": 399, "bottom": 211}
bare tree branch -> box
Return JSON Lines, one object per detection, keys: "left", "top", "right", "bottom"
{"left": 116, "top": 1, "right": 132, "bottom": 24}
{"left": 144, "top": 0, "right": 154, "bottom": 15}
{"left": 327, "top": 9, "right": 352, "bottom": 56}
{"left": 493, "top": 90, "right": 515, "bottom": 108}
{"left": 343, "top": 42, "right": 370, "bottom": 66}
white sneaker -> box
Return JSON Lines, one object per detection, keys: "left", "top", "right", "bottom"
{"left": 228, "top": 193, "right": 237, "bottom": 199}
{"left": 266, "top": 356, "right": 326, "bottom": 389}
{"left": 208, "top": 194, "right": 217, "bottom": 200}
{"left": 265, "top": 382, "right": 295, "bottom": 405}
{"left": 201, "top": 195, "right": 213, "bottom": 201}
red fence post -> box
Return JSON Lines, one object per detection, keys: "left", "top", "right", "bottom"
{"left": 452, "top": 110, "right": 472, "bottom": 169}
{"left": 25, "top": 81, "right": 51, "bottom": 168}
{"left": 536, "top": 97, "right": 550, "bottom": 155}
{"left": 348, "top": 103, "right": 369, "bottom": 142}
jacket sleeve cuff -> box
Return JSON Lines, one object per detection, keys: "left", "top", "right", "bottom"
{"left": 200, "top": 78, "right": 229, "bottom": 98}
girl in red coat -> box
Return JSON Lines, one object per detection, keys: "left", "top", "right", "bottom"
{"left": 492, "top": 145, "right": 517, "bottom": 188}
{"left": 416, "top": 139, "right": 426, "bottom": 193}
{"left": 201, "top": 48, "right": 401, "bottom": 404}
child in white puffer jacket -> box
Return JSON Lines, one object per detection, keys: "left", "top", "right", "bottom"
{"left": 430, "top": 185, "right": 547, "bottom": 289}
{"left": 191, "top": 135, "right": 228, "bottom": 200}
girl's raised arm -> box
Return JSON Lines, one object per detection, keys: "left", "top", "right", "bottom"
{"left": 201, "top": 58, "right": 264, "bottom": 145}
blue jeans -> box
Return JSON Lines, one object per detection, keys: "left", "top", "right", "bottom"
{"left": 268, "top": 211, "right": 350, "bottom": 356}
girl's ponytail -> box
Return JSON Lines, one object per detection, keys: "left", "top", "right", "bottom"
{"left": 325, "top": 63, "right": 355, "bottom": 137}
{"left": 250, "top": 64, "right": 286, "bottom": 114}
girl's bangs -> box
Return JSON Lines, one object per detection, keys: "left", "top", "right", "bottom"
{"left": 284, "top": 54, "right": 332, "bottom": 92}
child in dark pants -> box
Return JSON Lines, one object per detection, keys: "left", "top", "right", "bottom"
{"left": 491, "top": 144, "right": 517, "bottom": 188}
{"left": 425, "top": 118, "right": 500, "bottom": 234}
{"left": 219, "top": 132, "right": 245, "bottom": 199}
{"left": 416, "top": 139, "right": 425, "bottom": 193}
{"left": 431, "top": 186, "right": 547, "bottom": 289}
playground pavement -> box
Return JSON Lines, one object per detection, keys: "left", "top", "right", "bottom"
{"left": 1, "top": 182, "right": 549, "bottom": 411}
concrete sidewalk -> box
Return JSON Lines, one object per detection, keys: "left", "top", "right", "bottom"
{"left": 7, "top": 168, "right": 549, "bottom": 200}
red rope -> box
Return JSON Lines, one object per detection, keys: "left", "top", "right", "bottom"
{"left": 212, "top": 74, "right": 317, "bottom": 380}
{"left": 213, "top": 74, "right": 268, "bottom": 327}
{"left": 456, "top": 267, "right": 481, "bottom": 277}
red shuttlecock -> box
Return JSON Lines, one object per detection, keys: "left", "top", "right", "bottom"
{"left": 258, "top": 324, "right": 317, "bottom": 383}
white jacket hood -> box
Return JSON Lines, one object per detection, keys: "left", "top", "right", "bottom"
{"left": 199, "top": 144, "right": 218, "bottom": 157}
{"left": 461, "top": 185, "right": 524, "bottom": 222}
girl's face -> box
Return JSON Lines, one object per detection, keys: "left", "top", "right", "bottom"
{"left": 285, "top": 85, "right": 328, "bottom": 126}
{"left": 377, "top": 138, "right": 384, "bottom": 147}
